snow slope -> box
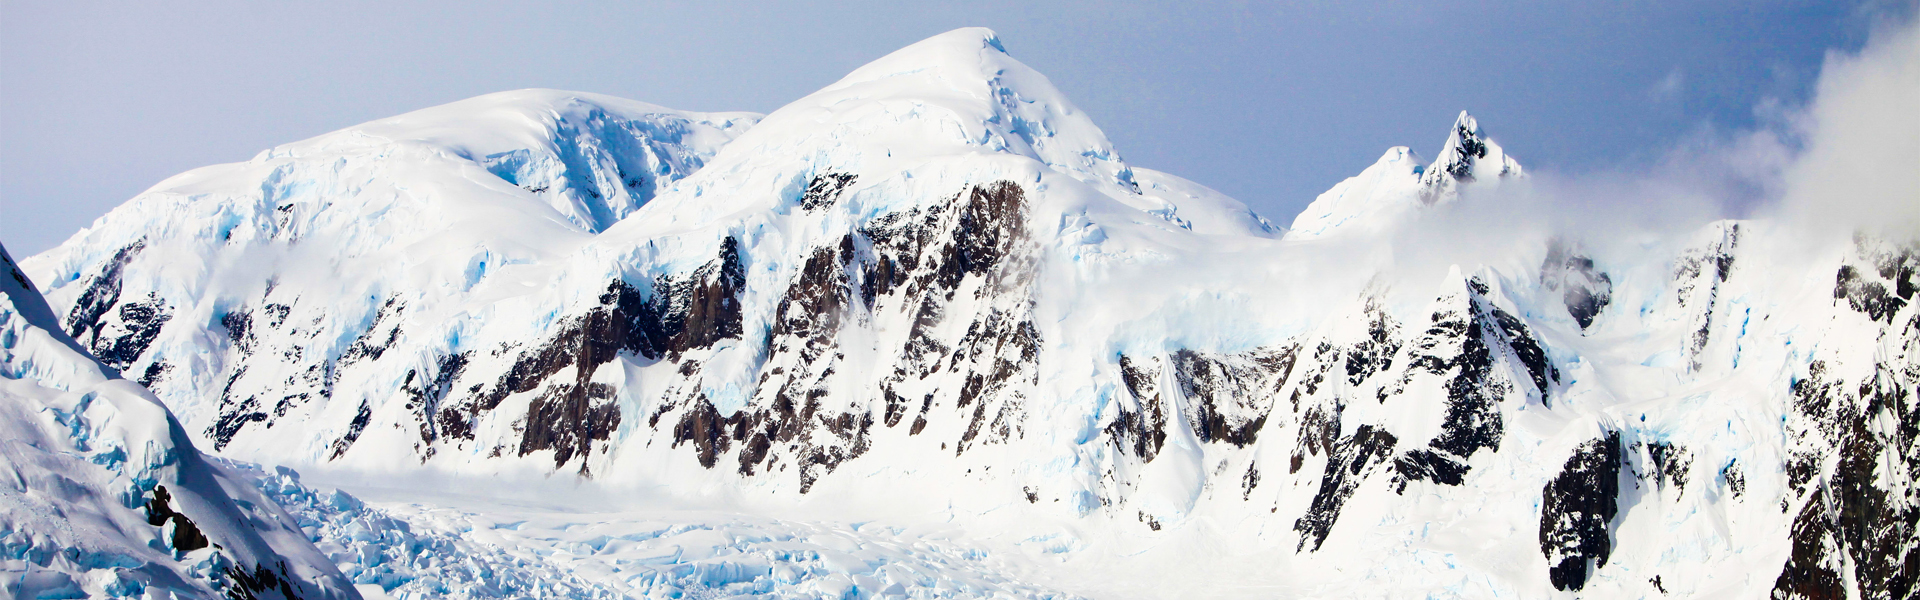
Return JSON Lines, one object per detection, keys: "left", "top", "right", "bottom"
{"left": 17, "top": 27, "right": 1918, "bottom": 599}
{"left": 2, "top": 242, "right": 360, "bottom": 600}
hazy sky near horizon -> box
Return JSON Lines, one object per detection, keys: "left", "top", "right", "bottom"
{"left": 0, "top": 1, "right": 1891, "bottom": 256}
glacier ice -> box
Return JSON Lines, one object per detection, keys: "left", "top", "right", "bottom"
{"left": 2, "top": 242, "right": 359, "bottom": 599}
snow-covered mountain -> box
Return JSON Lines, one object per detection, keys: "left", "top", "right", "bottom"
{"left": 2, "top": 242, "right": 360, "bottom": 599}
{"left": 1286, "top": 110, "right": 1523, "bottom": 239}
{"left": 14, "top": 27, "right": 1917, "bottom": 599}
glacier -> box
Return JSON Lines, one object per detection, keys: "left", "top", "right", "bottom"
{"left": 3, "top": 242, "right": 359, "bottom": 599}
{"left": 8, "top": 25, "right": 1919, "bottom": 599}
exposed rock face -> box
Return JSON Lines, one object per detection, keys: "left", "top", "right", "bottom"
{"left": 800, "top": 173, "right": 858, "bottom": 212}
{"left": 1109, "top": 355, "right": 1171, "bottom": 462}
{"left": 661, "top": 236, "right": 750, "bottom": 353}
{"left": 1674, "top": 222, "right": 1741, "bottom": 371}
{"left": 1772, "top": 356, "right": 1919, "bottom": 600}
{"left": 472, "top": 238, "right": 745, "bottom": 472}
{"left": 1170, "top": 347, "right": 1292, "bottom": 447}
{"left": 1540, "top": 432, "right": 1622, "bottom": 591}
{"left": 1382, "top": 278, "right": 1553, "bottom": 488}
{"left": 1765, "top": 238, "right": 1919, "bottom": 600}
{"left": 1389, "top": 278, "right": 1545, "bottom": 485}
{"left": 1834, "top": 240, "right": 1915, "bottom": 324}
{"left": 1282, "top": 275, "right": 1560, "bottom": 551}
{"left": 657, "top": 231, "right": 879, "bottom": 488}
{"left": 648, "top": 181, "right": 1044, "bottom": 491}
{"left": 1542, "top": 238, "right": 1613, "bottom": 330}
{"left": 1771, "top": 262, "right": 1917, "bottom": 600}
{"left": 205, "top": 290, "right": 363, "bottom": 452}
{"left": 1295, "top": 424, "right": 1398, "bottom": 551}
{"left": 144, "top": 485, "right": 212, "bottom": 552}
{"left": 61, "top": 240, "right": 175, "bottom": 372}
{"left": 1108, "top": 346, "right": 1294, "bottom": 459}
{"left": 1645, "top": 441, "right": 1692, "bottom": 495}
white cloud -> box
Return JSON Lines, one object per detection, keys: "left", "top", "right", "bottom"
{"left": 1767, "top": 11, "right": 1920, "bottom": 239}
{"left": 1279, "top": 10, "right": 1920, "bottom": 307}
{"left": 1420, "top": 8, "right": 1920, "bottom": 260}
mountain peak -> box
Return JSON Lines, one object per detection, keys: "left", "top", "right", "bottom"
{"left": 1435, "top": 111, "right": 1490, "bottom": 180}
{"left": 816, "top": 27, "right": 1132, "bottom": 191}
{"left": 1452, "top": 109, "right": 1480, "bottom": 134}
{"left": 633, "top": 27, "right": 1152, "bottom": 233}
{"left": 830, "top": 27, "right": 1010, "bottom": 89}
{"left": 1287, "top": 112, "right": 1526, "bottom": 239}
{"left": 908, "top": 26, "right": 1008, "bottom": 56}
{"left": 1418, "top": 110, "right": 1522, "bottom": 204}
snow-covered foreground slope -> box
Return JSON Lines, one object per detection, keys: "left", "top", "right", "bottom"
{"left": 17, "top": 26, "right": 1919, "bottom": 599}
{"left": 1, "top": 242, "right": 360, "bottom": 599}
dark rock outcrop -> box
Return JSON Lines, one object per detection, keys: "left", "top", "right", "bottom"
{"left": 1673, "top": 223, "right": 1740, "bottom": 371}
{"left": 145, "top": 485, "right": 211, "bottom": 552}
{"left": 428, "top": 236, "right": 747, "bottom": 471}
{"left": 799, "top": 173, "right": 858, "bottom": 212}
{"left": 1834, "top": 240, "right": 1916, "bottom": 324}
{"left": 1771, "top": 355, "right": 1918, "bottom": 600}
{"left": 1646, "top": 441, "right": 1692, "bottom": 495}
{"left": 1172, "top": 346, "right": 1294, "bottom": 447}
{"left": 649, "top": 181, "right": 1042, "bottom": 490}
{"left": 64, "top": 240, "right": 145, "bottom": 345}
{"left": 91, "top": 295, "right": 171, "bottom": 371}
{"left": 327, "top": 401, "right": 373, "bottom": 460}
{"left": 1387, "top": 277, "right": 1554, "bottom": 490}
{"left": 1294, "top": 424, "right": 1398, "bottom": 551}
{"left": 1539, "top": 432, "right": 1621, "bottom": 592}
{"left": 61, "top": 240, "right": 173, "bottom": 371}
{"left": 1109, "top": 355, "right": 1170, "bottom": 462}
{"left": 1541, "top": 239, "right": 1613, "bottom": 330}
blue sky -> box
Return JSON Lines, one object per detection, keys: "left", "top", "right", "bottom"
{"left": 0, "top": 1, "right": 1889, "bottom": 255}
